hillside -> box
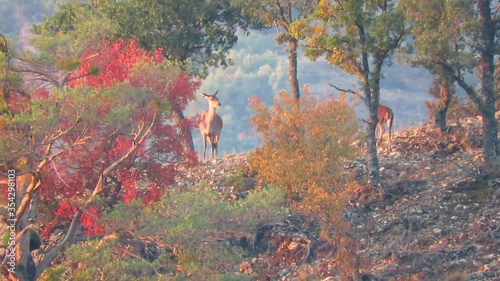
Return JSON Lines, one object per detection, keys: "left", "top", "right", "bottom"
{"left": 175, "top": 112, "right": 500, "bottom": 281}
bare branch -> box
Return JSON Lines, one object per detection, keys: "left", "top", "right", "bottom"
{"left": 47, "top": 114, "right": 82, "bottom": 143}
{"left": 327, "top": 83, "right": 357, "bottom": 94}
{"left": 15, "top": 174, "right": 42, "bottom": 220}
{"left": 276, "top": 1, "right": 290, "bottom": 32}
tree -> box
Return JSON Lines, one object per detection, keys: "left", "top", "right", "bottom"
{"left": 297, "top": 0, "right": 405, "bottom": 184}
{"left": 0, "top": 39, "right": 198, "bottom": 281}
{"left": 403, "top": 0, "right": 499, "bottom": 164}
{"left": 35, "top": 0, "right": 251, "bottom": 153}
{"left": 235, "top": 0, "right": 319, "bottom": 100}
{"left": 425, "top": 76, "right": 455, "bottom": 133}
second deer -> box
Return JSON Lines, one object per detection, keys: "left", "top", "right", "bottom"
{"left": 377, "top": 104, "right": 394, "bottom": 152}
{"left": 199, "top": 90, "right": 223, "bottom": 160}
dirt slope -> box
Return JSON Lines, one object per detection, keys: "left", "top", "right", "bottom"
{"left": 177, "top": 113, "right": 499, "bottom": 281}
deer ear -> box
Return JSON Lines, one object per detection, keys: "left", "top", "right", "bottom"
{"left": 213, "top": 89, "right": 219, "bottom": 96}
{"left": 199, "top": 92, "right": 207, "bottom": 97}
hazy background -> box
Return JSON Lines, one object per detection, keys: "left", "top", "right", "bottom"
{"left": 1, "top": 1, "right": 438, "bottom": 156}
{"left": 190, "top": 29, "right": 434, "bottom": 155}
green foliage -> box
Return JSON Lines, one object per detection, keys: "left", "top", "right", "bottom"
{"left": 62, "top": 239, "right": 160, "bottom": 281}
{"left": 223, "top": 167, "right": 254, "bottom": 192}
{"left": 34, "top": 0, "right": 249, "bottom": 77}
{"left": 55, "top": 56, "right": 81, "bottom": 71}
{"left": 1, "top": 231, "right": 8, "bottom": 246}
{"left": 55, "top": 183, "right": 287, "bottom": 280}
{"left": 300, "top": 0, "right": 406, "bottom": 77}
{"left": 39, "top": 266, "right": 65, "bottom": 281}
{"left": 145, "top": 183, "right": 287, "bottom": 246}
{"left": 400, "top": 0, "right": 477, "bottom": 75}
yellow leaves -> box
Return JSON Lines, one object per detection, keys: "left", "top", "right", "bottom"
{"left": 325, "top": 47, "right": 359, "bottom": 75}
{"left": 305, "top": 25, "right": 326, "bottom": 47}
{"left": 315, "top": 0, "right": 334, "bottom": 20}
{"left": 249, "top": 91, "right": 361, "bottom": 206}
{"left": 326, "top": 47, "right": 345, "bottom": 65}
{"left": 290, "top": 20, "right": 307, "bottom": 39}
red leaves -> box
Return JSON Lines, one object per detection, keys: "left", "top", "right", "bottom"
{"left": 54, "top": 203, "right": 105, "bottom": 236}
{"left": 108, "top": 136, "right": 135, "bottom": 161}
{"left": 54, "top": 201, "right": 76, "bottom": 220}
{"left": 141, "top": 183, "right": 162, "bottom": 205}
{"left": 32, "top": 39, "right": 199, "bottom": 238}
{"left": 69, "top": 40, "right": 151, "bottom": 88}
{"left": 117, "top": 168, "right": 139, "bottom": 204}
{"left": 80, "top": 206, "right": 105, "bottom": 235}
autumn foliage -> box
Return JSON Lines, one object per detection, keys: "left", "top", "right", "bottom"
{"left": 9, "top": 40, "right": 194, "bottom": 239}
{"left": 36, "top": 40, "right": 198, "bottom": 236}
{"left": 248, "top": 90, "right": 363, "bottom": 279}
{"left": 248, "top": 90, "right": 360, "bottom": 203}
{"left": 0, "top": 39, "right": 200, "bottom": 281}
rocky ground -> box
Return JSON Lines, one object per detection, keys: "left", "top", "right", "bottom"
{"left": 174, "top": 113, "right": 500, "bottom": 281}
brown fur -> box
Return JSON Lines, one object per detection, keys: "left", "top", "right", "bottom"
{"left": 199, "top": 90, "right": 223, "bottom": 160}
{"left": 377, "top": 104, "right": 394, "bottom": 152}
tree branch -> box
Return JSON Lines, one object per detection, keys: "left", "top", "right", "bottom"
{"left": 276, "top": 1, "right": 290, "bottom": 32}
{"left": 327, "top": 83, "right": 357, "bottom": 94}
{"left": 34, "top": 112, "right": 158, "bottom": 278}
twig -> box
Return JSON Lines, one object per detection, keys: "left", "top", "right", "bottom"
{"left": 327, "top": 83, "right": 357, "bottom": 95}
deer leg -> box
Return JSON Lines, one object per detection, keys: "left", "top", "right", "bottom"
{"left": 207, "top": 135, "right": 215, "bottom": 160}
{"left": 387, "top": 120, "right": 392, "bottom": 152}
{"left": 377, "top": 123, "right": 385, "bottom": 146}
{"left": 202, "top": 134, "right": 207, "bottom": 159}
{"left": 213, "top": 135, "right": 219, "bottom": 158}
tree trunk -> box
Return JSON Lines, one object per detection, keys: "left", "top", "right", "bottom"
{"left": 482, "top": 108, "right": 499, "bottom": 162}
{"left": 171, "top": 105, "right": 195, "bottom": 153}
{"left": 357, "top": 24, "right": 381, "bottom": 185}
{"left": 434, "top": 82, "right": 452, "bottom": 133}
{"left": 9, "top": 173, "right": 37, "bottom": 281}
{"left": 288, "top": 38, "right": 300, "bottom": 100}
{"left": 478, "top": 0, "right": 499, "bottom": 163}
{"left": 366, "top": 96, "right": 381, "bottom": 185}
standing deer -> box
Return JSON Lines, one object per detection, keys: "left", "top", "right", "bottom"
{"left": 199, "top": 90, "right": 223, "bottom": 160}
{"left": 377, "top": 104, "right": 394, "bottom": 152}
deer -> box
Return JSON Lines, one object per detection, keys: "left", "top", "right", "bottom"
{"left": 199, "top": 90, "right": 223, "bottom": 160}
{"left": 377, "top": 104, "right": 394, "bottom": 152}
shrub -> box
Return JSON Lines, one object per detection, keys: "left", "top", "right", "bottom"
{"left": 42, "top": 183, "right": 287, "bottom": 280}
{"left": 223, "top": 167, "right": 255, "bottom": 193}
{"left": 248, "top": 91, "right": 361, "bottom": 205}
{"left": 248, "top": 91, "right": 363, "bottom": 279}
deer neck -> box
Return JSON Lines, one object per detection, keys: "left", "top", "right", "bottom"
{"left": 206, "top": 106, "right": 217, "bottom": 123}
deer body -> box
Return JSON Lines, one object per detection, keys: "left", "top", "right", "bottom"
{"left": 199, "top": 90, "right": 223, "bottom": 160}
{"left": 377, "top": 104, "right": 394, "bottom": 152}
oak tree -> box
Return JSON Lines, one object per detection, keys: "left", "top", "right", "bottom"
{"left": 297, "top": 0, "right": 406, "bottom": 184}
{"left": 403, "top": 0, "right": 499, "bottom": 164}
